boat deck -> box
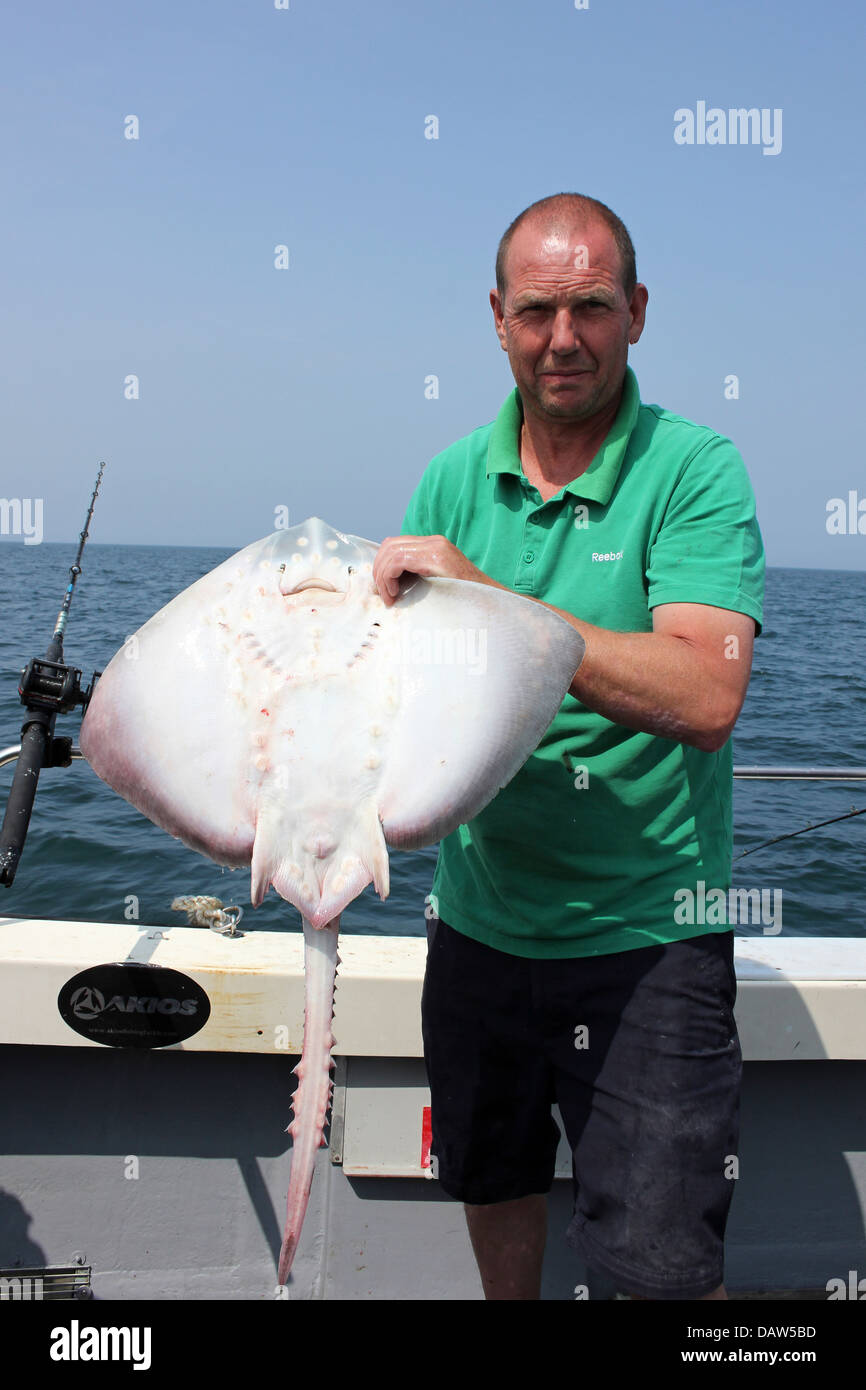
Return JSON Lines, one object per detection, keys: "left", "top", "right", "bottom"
{"left": 1, "top": 919, "right": 864, "bottom": 1299}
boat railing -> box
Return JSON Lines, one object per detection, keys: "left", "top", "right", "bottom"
{"left": 0, "top": 744, "right": 86, "bottom": 769}
{"left": 2, "top": 745, "right": 866, "bottom": 781}
{"left": 733, "top": 767, "right": 866, "bottom": 780}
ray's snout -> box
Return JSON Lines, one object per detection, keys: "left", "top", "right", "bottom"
{"left": 268, "top": 519, "right": 378, "bottom": 600}
{"left": 270, "top": 518, "right": 378, "bottom": 602}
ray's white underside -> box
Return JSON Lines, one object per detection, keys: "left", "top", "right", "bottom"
{"left": 80, "top": 518, "right": 585, "bottom": 929}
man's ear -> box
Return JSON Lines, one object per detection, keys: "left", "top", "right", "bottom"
{"left": 490, "top": 288, "right": 508, "bottom": 351}
{"left": 628, "top": 283, "right": 649, "bottom": 345}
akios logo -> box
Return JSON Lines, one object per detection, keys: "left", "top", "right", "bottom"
{"left": 674, "top": 102, "right": 782, "bottom": 156}
{"left": 58, "top": 962, "right": 211, "bottom": 1048}
{"left": 69, "top": 986, "right": 199, "bottom": 1018}
{"left": 673, "top": 880, "right": 782, "bottom": 933}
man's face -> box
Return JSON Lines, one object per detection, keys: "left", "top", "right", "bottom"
{"left": 490, "top": 219, "right": 648, "bottom": 424}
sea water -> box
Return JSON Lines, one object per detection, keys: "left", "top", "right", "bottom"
{"left": 0, "top": 543, "right": 864, "bottom": 939}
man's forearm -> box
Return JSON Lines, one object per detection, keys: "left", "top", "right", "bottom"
{"left": 547, "top": 613, "right": 740, "bottom": 752}
{"left": 421, "top": 566, "right": 739, "bottom": 751}
{"left": 373, "top": 535, "right": 749, "bottom": 752}
{"left": 465, "top": 574, "right": 740, "bottom": 750}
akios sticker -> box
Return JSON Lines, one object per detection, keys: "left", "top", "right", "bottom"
{"left": 58, "top": 962, "right": 211, "bottom": 1048}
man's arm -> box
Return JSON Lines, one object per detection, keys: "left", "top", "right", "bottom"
{"left": 371, "top": 534, "right": 755, "bottom": 754}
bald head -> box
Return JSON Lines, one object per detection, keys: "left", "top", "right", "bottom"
{"left": 495, "top": 193, "right": 637, "bottom": 302}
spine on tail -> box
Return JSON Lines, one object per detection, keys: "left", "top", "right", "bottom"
{"left": 277, "top": 916, "right": 340, "bottom": 1285}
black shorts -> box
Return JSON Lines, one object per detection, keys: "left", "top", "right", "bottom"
{"left": 421, "top": 917, "right": 742, "bottom": 1300}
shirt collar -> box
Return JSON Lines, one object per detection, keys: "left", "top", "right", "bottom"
{"left": 486, "top": 365, "right": 641, "bottom": 506}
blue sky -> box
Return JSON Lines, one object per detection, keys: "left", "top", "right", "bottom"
{"left": 1, "top": 0, "right": 863, "bottom": 567}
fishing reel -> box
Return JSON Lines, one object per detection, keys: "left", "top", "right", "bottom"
{"left": 13, "top": 657, "right": 101, "bottom": 775}
{"left": 1, "top": 654, "right": 102, "bottom": 886}
{"left": 18, "top": 655, "right": 100, "bottom": 719}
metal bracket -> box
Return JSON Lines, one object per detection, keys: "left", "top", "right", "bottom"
{"left": 329, "top": 1055, "right": 348, "bottom": 1165}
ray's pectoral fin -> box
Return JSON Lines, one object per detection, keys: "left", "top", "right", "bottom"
{"left": 377, "top": 578, "right": 585, "bottom": 848}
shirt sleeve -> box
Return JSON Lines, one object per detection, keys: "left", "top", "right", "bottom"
{"left": 646, "top": 434, "right": 765, "bottom": 634}
{"left": 400, "top": 469, "right": 433, "bottom": 537}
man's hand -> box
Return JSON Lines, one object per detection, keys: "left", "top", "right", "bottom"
{"left": 372, "top": 534, "right": 501, "bottom": 606}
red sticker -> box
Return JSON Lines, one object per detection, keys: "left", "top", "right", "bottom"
{"left": 420, "top": 1106, "right": 432, "bottom": 1168}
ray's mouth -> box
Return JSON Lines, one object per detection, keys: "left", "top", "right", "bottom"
{"left": 279, "top": 575, "right": 350, "bottom": 608}
{"left": 287, "top": 578, "right": 339, "bottom": 594}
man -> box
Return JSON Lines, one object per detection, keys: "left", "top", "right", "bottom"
{"left": 372, "top": 193, "right": 764, "bottom": 1300}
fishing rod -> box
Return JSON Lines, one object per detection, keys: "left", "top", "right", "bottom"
{"left": 737, "top": 804, "right": 866, "bottom": 859}
{"left": 0, "top": 463, "right": 105, "bottom": 887}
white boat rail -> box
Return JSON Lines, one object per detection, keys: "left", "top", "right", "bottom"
{"left": 2, "top": 743, "right": 866, "bottom": 780}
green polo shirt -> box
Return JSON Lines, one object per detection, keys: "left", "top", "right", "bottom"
{"left": 400, "top": 366, "right": 765, "bottom": 958}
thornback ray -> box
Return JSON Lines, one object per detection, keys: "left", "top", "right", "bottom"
{"left": 79, "top": 516, "right": 585, "bottom": 1283}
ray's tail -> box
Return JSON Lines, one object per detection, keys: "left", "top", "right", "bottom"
{"left": 277, "top": 915, "right": 341, "bottom": 1285}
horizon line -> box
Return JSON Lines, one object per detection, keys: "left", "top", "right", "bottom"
{"left": 0, "top": 538, "right": 864, "bottom": 577}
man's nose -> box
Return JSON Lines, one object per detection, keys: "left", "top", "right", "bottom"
{"left": 549, "top": 307, "right": 580, "bottom": 354}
